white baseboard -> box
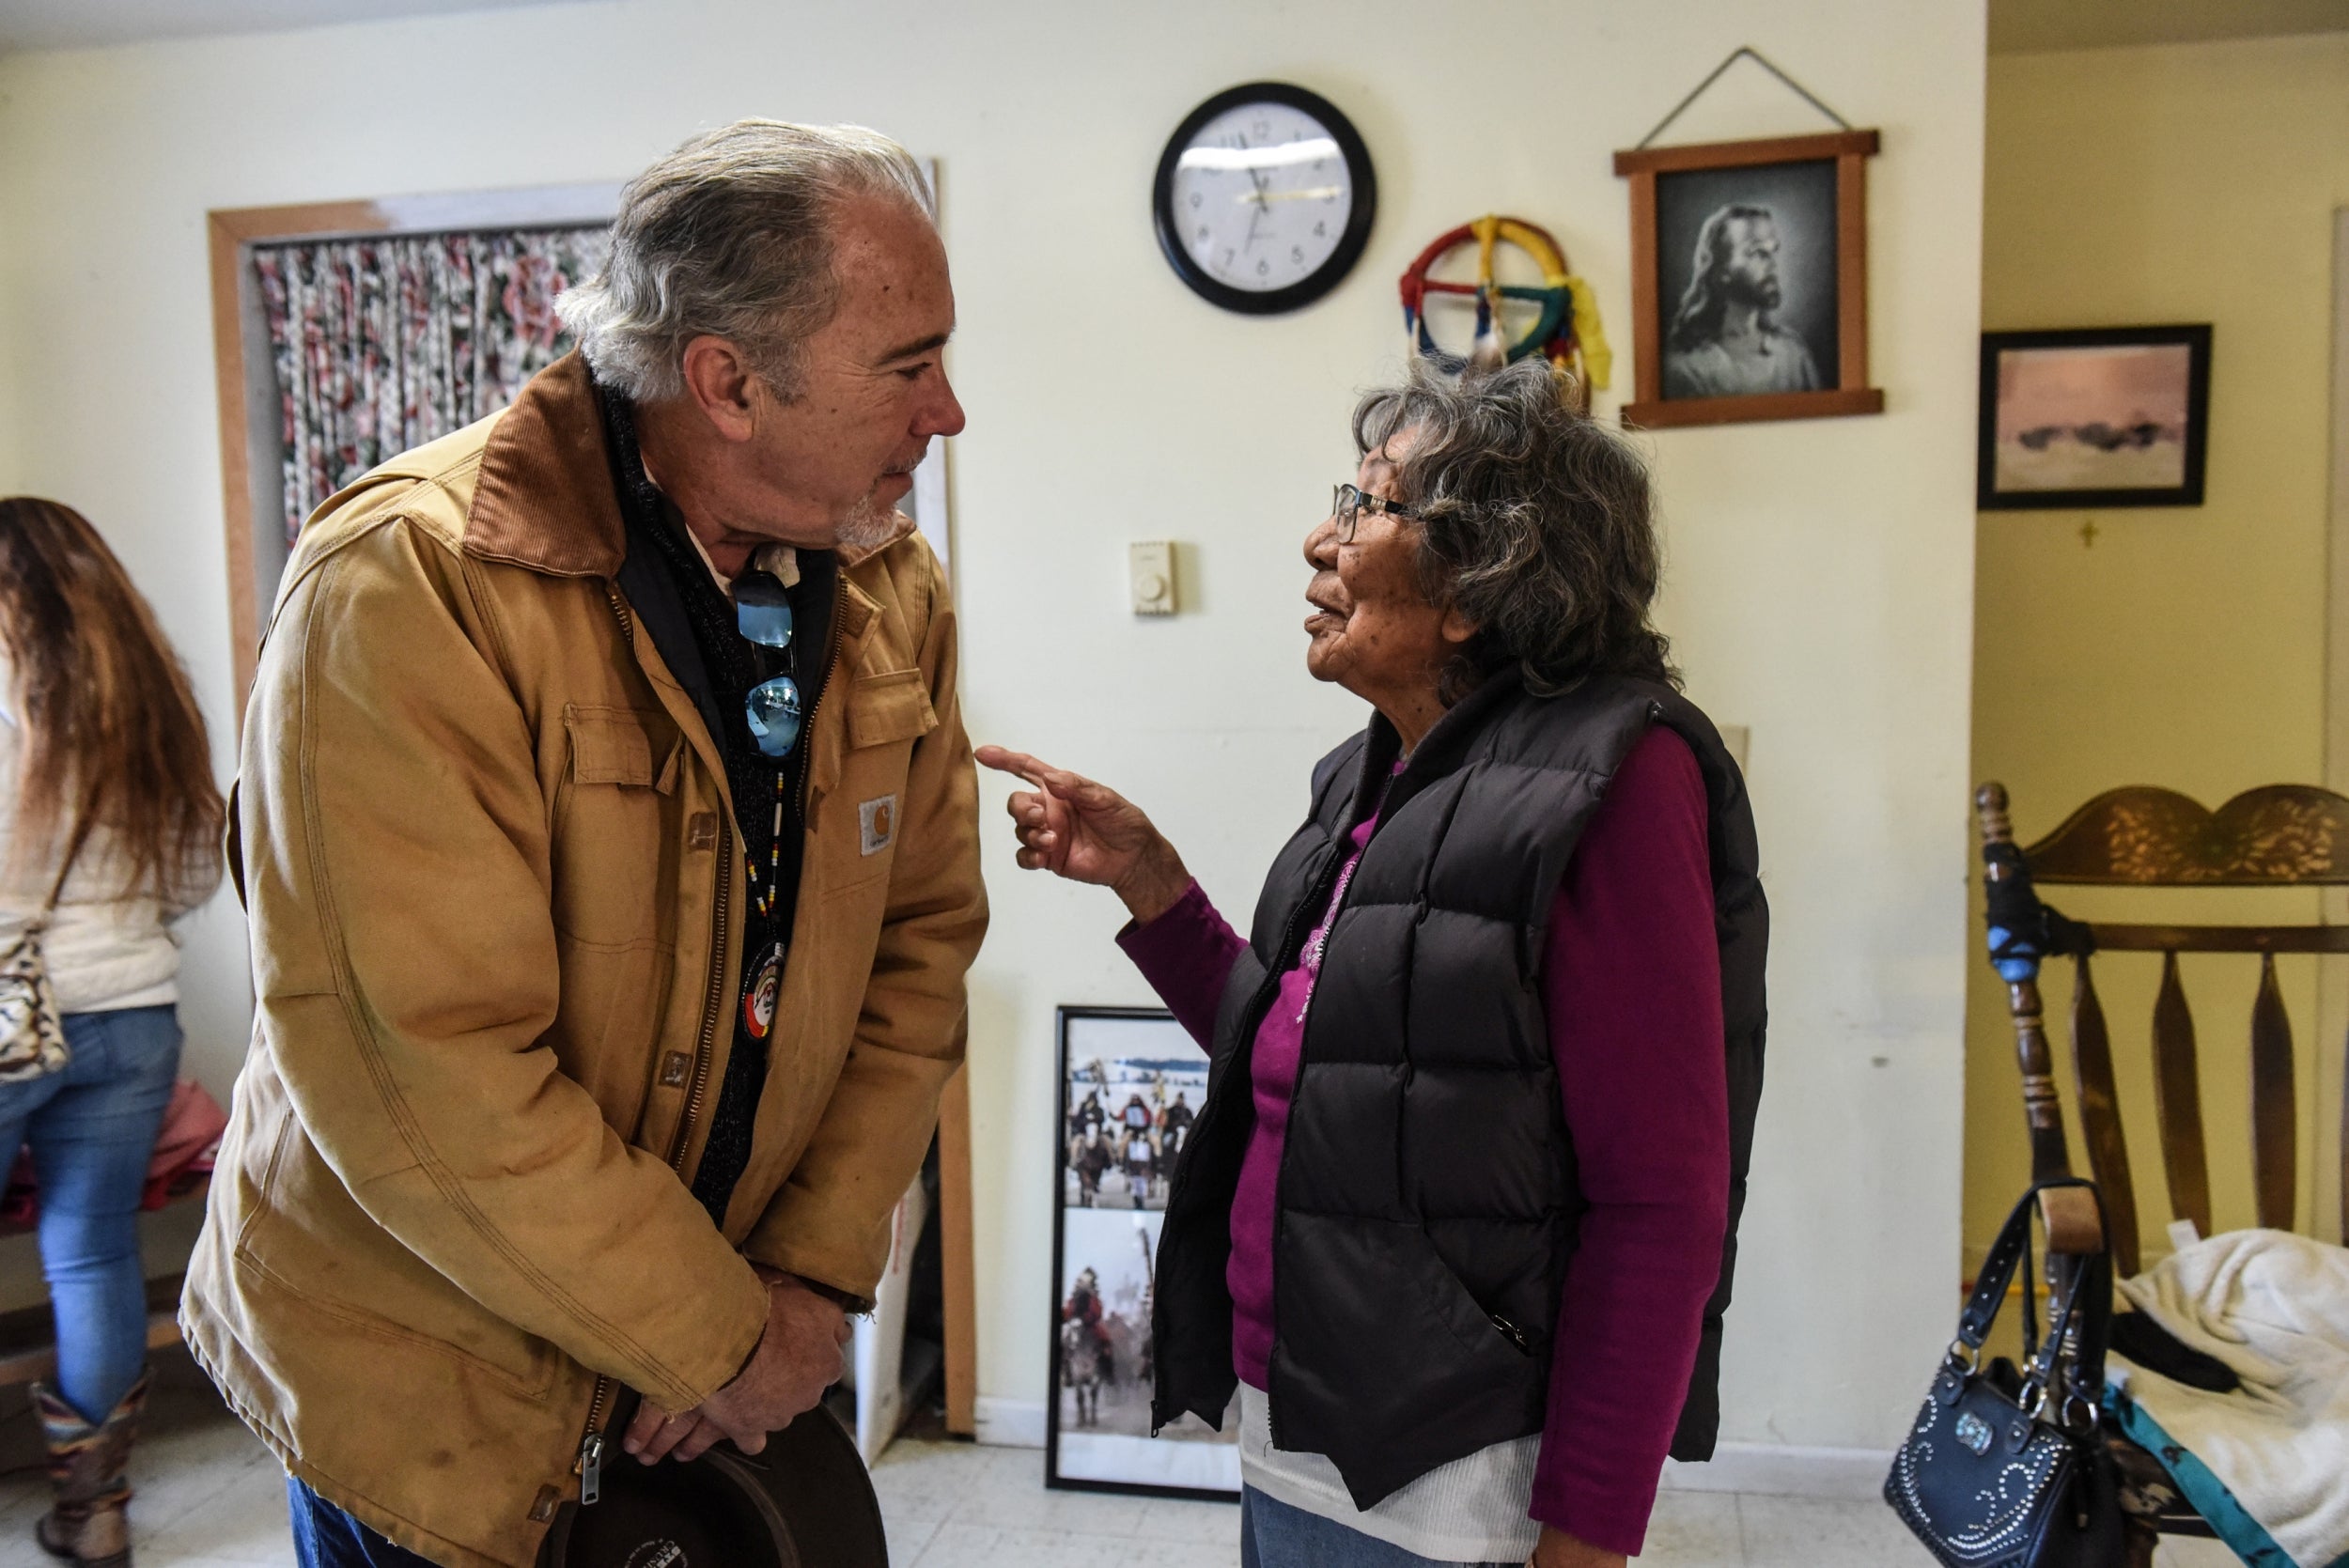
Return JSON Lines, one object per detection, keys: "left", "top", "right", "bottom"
{"left": 973, "top": 1396, "right": 1047, "bottom": 1449}
{"left": 1660, "top": 1442, "right": 1892, "bottom": 1501}
{"left": 972, "top": 1398, "right": 1886, "bottom": 1503}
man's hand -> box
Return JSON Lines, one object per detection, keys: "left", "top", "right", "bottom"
{"left": 1531, "top": 1525, "right": 1626, "bottom": 1568}
{"left": 623, "top": 1271, "right": 851, "bottom": 1464}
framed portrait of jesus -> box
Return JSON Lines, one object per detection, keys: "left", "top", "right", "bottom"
{"left": 1614, "top": 130, "right": 1885, "bottom": 429}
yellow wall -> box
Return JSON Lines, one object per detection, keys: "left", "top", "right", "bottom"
{"left": 1968, "top": 33, "right": 2349, "bottom": 1276}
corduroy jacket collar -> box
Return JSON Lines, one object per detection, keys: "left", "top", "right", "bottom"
{"left": 462, "top": 352, "right": 625, "bottom": 579}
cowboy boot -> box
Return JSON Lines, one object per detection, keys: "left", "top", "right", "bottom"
{"left": 30, "top": 1368, "right": 148, "bottom": 1567}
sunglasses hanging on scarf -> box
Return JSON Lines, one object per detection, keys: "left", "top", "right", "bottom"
{"left": 735, "top": 572, "right": 803, "bottom": 760}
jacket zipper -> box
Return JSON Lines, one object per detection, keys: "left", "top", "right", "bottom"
{"left": 577, "top": 586, "right": 637, "bottom": 1504}
{"left": 1263, "top": 743, "right": 1390, "bottom": 1447}
{"left": 668, "top": 831, "right": 733, "bottom": 1172}
{"left": 1156, "top": 744, "right": 1374, "bottom": 1450}
{"left": 790, "top": 574, "right": 848, "bottom": 818}
{"left": 1260, "top": 851, "right": 1349, "bottom": 1452}
{"left": 571, "top": 828, "right": 733, "bottom": 1500}
{"left": 572, "top": 571, "right": 838, "bottom": 1507}
{"left": 574, "top": 580, "right": 738, "bottom": 1506}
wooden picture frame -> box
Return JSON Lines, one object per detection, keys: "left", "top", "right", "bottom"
{"left": 1613, "top": 130, "right": 1883, "bottom": 428}
{"left": 1046, "top": 1006, "right": 1238, "bottom": 1501}
{"left": 1977, "top": 324, "right": 2213, "bottom": 510}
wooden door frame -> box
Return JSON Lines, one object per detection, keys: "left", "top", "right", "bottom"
{"left": 2323, "top": 205, "right": 2349, "bottom": 1242}
{"left": 205, "top": 183, "right": 983, "bottom": 1429}
{"left": 208, "top": 198, "right": 397, "bottom": 709}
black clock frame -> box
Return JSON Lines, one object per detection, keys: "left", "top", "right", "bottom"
{"left": 1151, "top": 81, "right": 1377, "bottom": 317}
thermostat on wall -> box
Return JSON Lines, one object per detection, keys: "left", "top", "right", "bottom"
{"left": 1130, "top": 541, "right": 1176, "bottom": 616}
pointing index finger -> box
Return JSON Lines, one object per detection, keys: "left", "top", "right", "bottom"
{"left": 976, "top": 745, "right": 1064, "bottom": 793}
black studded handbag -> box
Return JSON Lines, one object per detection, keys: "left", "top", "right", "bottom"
{"left": 1884, "top": 1178, "right": 2127, "bottom": 1568}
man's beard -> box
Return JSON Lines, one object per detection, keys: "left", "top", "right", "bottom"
{"left": 835, "top": 489, "right": 904, "bottom": 551}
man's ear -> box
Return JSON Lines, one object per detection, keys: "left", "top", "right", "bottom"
{"left": 1440, "top": 604, "right": 1480, "bottom": 646}
{"left": 677, "top": 335, "right": 760, "bottom": 443}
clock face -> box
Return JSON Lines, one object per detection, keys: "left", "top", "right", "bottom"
{"left": 1153, "top": 83, "right": 1376, "bottom": 315}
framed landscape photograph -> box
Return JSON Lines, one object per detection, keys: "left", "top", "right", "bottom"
{"left": 1615, "top": 129, "right": 1884, "bottom": 428}
{"left": 1978, "top": 325, "right": 2212, "bottom": 509}
{"left": 1045, "top": 1006, "right": 1237, "bottom": 1501}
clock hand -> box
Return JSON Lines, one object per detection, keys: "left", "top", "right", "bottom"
{"left": 1232, "top": 185, "right": 1344, "bottom": 205}
{"left": 1235, "top": 129, "right": 1270, "bottom": 204}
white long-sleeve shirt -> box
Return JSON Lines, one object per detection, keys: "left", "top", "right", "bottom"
{"left": 0, "top": 652, "right": 221, "bottom": 1013}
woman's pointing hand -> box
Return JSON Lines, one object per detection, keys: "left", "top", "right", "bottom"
{"left": 974, "top": 746, "right": 1192, "bottom": 924}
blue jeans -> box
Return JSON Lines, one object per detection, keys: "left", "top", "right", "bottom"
{"left": 288, "top": 1478, "right": 444, "bottom": 1567}
{"left": 0, "top": 1004, "right": 179, "bottom": 1425}
{"left": 1240, "top": 1485, "right": 1519, "bottom": 1568}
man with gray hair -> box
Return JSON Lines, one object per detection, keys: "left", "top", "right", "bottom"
{"left": 184, "top": 120, "right": 984, "bottom": 1568}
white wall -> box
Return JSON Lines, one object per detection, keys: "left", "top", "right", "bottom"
{"left": 0, "top": 0, "right": 1985, "bottom": 1458}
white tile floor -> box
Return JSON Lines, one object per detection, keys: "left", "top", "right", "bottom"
{"left": 0, "top": 1353, "right": 2242, "bottom": 1567}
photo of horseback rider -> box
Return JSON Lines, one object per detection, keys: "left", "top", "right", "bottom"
{"left": 1117, "top": 1090, "right": 1153, "bottom": 1141}
{"left": 1122, "top": 1126, "right": 1156, "bottom": 1209}
{"left": 1064, "top": 1268, "right": 1109, "bottom": 1350}
{"left": 1159, "top": 1092, "right": 1194, "bottom": 1161}
{"left": 1051, "top": 1214, "right": 1224, "bottom": 1449}
{"left": 1070, "top": 1125, "right": 1114, "bottom": 1207}
{"left": 1060, "top": 1267, "right": 1114, "bottom": 1428}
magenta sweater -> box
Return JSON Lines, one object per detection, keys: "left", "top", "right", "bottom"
{"left": 1116, "top": 728, "right": 1729, "bottom": 1557}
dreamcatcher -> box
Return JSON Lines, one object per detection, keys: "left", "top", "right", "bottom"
{"left": 1398, "top": 214, "right": 1611, "bottom": 406}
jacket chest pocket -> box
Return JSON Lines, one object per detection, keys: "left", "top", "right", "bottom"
{"left": 847, "top": 668, "right": 937, "bottom": 750}
{"left": 552, "top": 705, "right": 682, "bottom": 948}
{"left": 816, "top": 669, "right": 938, "bottom": 892}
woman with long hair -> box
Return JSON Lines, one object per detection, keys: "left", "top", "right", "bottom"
{"left": 0, "top": 497, "right": 223, "bottom": 1568}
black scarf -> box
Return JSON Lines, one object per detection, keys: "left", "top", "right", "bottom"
{"left": 596, "top": 387, "right": 836, "bottom": 1227}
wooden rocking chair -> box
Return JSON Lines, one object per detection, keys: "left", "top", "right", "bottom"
{"left": 1974, "top": 780, "right": 2349, "bottom": 1561}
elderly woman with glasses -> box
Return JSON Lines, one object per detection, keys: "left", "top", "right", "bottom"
{"left": 979, "top": 358, "right": 1766, "bottom": 1568}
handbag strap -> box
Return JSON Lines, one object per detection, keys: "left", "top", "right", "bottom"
{"left": 2019, "top": 1215, "right": 2041, "bottom": 1366}
{"left": 2029, "top": 1225, "right": 2113, "bottom": 1401}
{"left": 1958, "top": 1176, "right": 2103, "bottom": 1352}
{"left": 23, "top": 808, "right": 93, "bottom": 937}
{"left": 1958, "top": 1178, "right": 2114, "bottom": 1430}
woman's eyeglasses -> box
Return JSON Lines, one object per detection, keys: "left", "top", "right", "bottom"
{"left": 735, "top": 574, "right": 801, "bottom": 758}
{"left": 1330, "top": 483, "right": 1424, "bottom": 545}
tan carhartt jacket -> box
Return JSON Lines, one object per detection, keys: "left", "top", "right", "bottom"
{"left": 182, "top": 354, "right": 986, "bottom": 1568}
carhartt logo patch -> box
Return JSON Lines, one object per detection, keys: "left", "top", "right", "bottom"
{"left": 859, "top": 796, "right": 897, "bottom": 857}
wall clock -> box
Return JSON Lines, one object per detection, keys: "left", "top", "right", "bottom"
{"left": 1152, "top": 81, "right": 1376, "bottom": 315}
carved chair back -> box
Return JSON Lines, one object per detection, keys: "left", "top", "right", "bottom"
{"left": 1975, "top": 782, "right": 2349, "bottom": 1276}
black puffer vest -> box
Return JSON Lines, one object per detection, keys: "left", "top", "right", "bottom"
{"left": 1151, "top": 670, "right": 1766, "bottom": 1507}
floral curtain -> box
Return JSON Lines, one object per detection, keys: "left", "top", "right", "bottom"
{"left": 255, "top": 225, "right": 611, "bottom": 541}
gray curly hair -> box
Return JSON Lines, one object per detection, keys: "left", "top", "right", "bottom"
{"left": 1352, "top": 357, "right": 1675, "bottom": 702}
{"left": 557, "top": 119, "right": 934, "bottom": 403}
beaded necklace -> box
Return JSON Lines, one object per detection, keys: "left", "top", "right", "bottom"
{"left": 747, "top": 768, "right": 787, "bottom": 920}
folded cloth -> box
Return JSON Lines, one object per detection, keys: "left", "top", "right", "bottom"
{"left": 2108, "top": 1229, "right": 2349, "bottom": 1568}
{"left": 0, "top": 1079, "right": 227, "bottom": 1229}
{"left": 141, "top": 1077, "right": 227, "bottom": 1206}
